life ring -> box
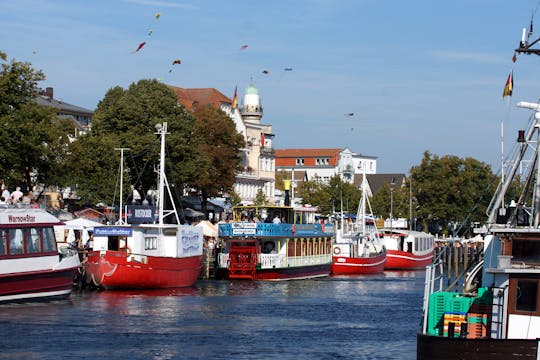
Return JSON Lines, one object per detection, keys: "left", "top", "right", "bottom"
{"left": 333, "top": 247, "right": 340, "bottom": 255}
{"left": 292, "top": 224, "right": 296, "bottom": 234}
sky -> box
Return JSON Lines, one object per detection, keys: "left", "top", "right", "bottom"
{"left": 3, "top": 0, "right": 540, "bottom": 174}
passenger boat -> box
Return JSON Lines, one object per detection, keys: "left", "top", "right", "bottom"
{"left": 417, "top": 32, "right": 540, "bottom": 357}
{"left": 84, "top": 122, "right": 204, "bottom": 289}
{"left": 331, "top": 173, "right": 386, "bottom": 275}
{"left": 379, "top": 227, "right": 434, "bottom": 270}
{"left": 0, "top": 206, "right": 81, "bottom": 303}
{"left": 217, "top": 189, "right": 334, "bottom": 281}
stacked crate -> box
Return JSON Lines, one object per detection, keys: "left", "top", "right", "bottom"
{"left": 443, "top": 296, "right": 473, "bottom": 337}
{"left": 466, "top": 287, "right": 491, "bottom": 339}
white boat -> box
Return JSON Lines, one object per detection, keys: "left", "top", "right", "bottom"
{"left": 417, "top": 30, "right": 540, "bottom": 358}
{"left": 0, "top": 206, "right": 81, "bottom": 303}
{"left": 331, "top": 173, "right": 386, "bottom": 275}
{"left": 84, "top": 122, "right": 204, "bottom": 289}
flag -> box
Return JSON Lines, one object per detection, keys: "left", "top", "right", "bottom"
{"left": 261, "top": 132, "right": 265, "bottom": 147}
{"left": 503, "top": 71, "right": 513, "bottom": 98}
{"left": 232, "top": 86, "right": 238, "bottom": 108}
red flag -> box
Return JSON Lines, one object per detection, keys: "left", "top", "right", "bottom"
{"left": 261, "top": 132, "right": 265, "bottom": 147}
{"left": 503, "top": 71, "right": 513, "bottom": 98}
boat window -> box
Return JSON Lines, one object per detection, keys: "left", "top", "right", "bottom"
{"left": 512, "top": 239, "right": 540, "bottom": 264}
{"left": 9, "top": 229, "right": 23, "bottom": 255}
{"left": 516, "top": 280, "right": 538, "bottom": 312}
{"left": 43, "top": 227, "right": 56, "bottom": 252}
{"left": 26, "top": 228, "right": 41, "bottom": 253}
{"left": 0, "top": 229, "right": 6, "bottom": 255}
{"left": 145, "top": 236, "right": 158, "bottom": 250}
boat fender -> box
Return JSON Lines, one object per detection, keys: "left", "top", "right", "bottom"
{"left": 333, "top": 247, "right": 340, "bottom": 255}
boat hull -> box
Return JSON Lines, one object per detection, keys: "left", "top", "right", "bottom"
{"left": 0, "top": 267, "right": 77, "bottom": 303}
{"left": 85, "top": 251, "right": 203, "bottom": 289}
{"left": 252, "top": 263, "right": 330, "bottom": 281}
{"left": 384, "top": 249, "right": 433, "bottom": 270}
{"left": 330, "top": 253, "right": 386, "bottom": 275}
{"left": 417, "top": 333, "right": 538, "bottom": 359}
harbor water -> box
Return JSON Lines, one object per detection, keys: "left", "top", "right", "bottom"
{"left": 0, "top": 271, "right": 425, "bottom": 360}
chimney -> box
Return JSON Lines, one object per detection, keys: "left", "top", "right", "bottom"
{"left": 41, "top": 87, "right": 53, "bottom": 99}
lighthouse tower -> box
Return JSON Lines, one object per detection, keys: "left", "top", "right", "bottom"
{"left": 240, "top": 83, "right": 263, "bottom": 123}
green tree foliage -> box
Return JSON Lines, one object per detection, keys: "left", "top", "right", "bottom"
{"left": 191, "top": 105, "right": 244, "bottom": 214}
{"left": 66, "top": 79, "right": 203, "bottom": 205}
{"left": 0, "top": 54, "right": 72, "bottom": 191}
{"left": 297, "top": 175, "right": 360, "bottom": 214}
{"left": 409, "top": 151, "right": 497, "bottom": 234}
{"left": 255, "top": 188, "right": 266, "bottom": 206}
{"left": 371, "top": 181, "right": 412, "bottom": 220}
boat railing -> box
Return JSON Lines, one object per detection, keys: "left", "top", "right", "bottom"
{"left": 219, "top": 252, "right": 331, "bottom": 269}
{"left": 218, "top": 222, "right": 334, "bottom": 237}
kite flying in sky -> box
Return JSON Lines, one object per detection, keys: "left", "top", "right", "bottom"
{"left": 239, "top": 45, "right": 248, "bottom": 50}
{"left": 155, "top": 13, "right": 161, "bottom": 20}
{"left": 132, "top": 42, "right": 146, "bottom": 53}
{"left": 262, "top": 70, "right": 269, "bottom": 74}
{"left": 284, "top": 67, "right": 293, "bottom": 71}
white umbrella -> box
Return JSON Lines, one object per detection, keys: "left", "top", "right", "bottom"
{"left": 64, "top": 217, "right": 103, "bottom": 230}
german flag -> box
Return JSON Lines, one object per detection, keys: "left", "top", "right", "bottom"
{"left": 503, "top": 71, "right": 513, "bottom": 98}
{"left": 232, "top": 86, "right": 238, "bottom": 108}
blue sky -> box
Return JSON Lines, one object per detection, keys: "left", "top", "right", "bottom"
{"left": 3, "top": 0, "right": 540, "bottom": 174}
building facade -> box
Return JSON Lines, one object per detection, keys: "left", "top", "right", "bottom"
{"left": 169, "top": 84, "right": 276, "bottom": 205}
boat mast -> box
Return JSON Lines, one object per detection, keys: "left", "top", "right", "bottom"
{"left": 115, "top": 147, "right": 130, "bottom": 225}
{"left": 155, "top": 122, "right": 180, "bottom": 225}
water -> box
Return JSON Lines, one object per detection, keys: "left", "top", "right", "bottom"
{"left": 0, "top": 271, "right": 425, "bottom": 360}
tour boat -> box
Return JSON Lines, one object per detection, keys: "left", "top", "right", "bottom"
{"left": 84, "top": 122, "right": 204, "bottom": 289}
{"left": 217, "top": 185, "right": 334, "bottom": 281}
{"left": 379, "top": 228, "right": 434, "bottom": 270}
{"left": 331, "top": 173, "right": 386, "bottom": 275}
{"left": 0, "top": 206, "right": 81, "bottom": 303}
{"left": 417, "top": 32, "right": 540, "bottom": 358}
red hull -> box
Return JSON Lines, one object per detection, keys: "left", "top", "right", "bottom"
{"left": 0, "top": 267, "right": 77, "bottom": 303}
{"left": 384, "top": 250, "right": 433, "bottom": 270}
{"left": 330, "top": 253, "right": 386, "bottom": 275}
{"left": 85, "top": 251, "right": 203, "bottom": 289}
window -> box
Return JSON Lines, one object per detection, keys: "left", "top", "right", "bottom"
{"left": 509, "top": 278, "right": 540, "bottom": 316}
{"left": 296, "top": 158, "right": 304, "bottom": 165}
{"left": 517, "top": 280, "right": 538, "bottom": 312}
{"left": 26, "top": 228, "right": 41, "bottom": 253}
{"left": 512, "top": 239, "right": 540, "bottom": 264}
{"left": 9, "top": 229, "right": 23, "bottom": 255}
{"left": 145, "top": 236, "right": 158, "bottom": 250}
{"left": 43, "top": 228, "right": 56, "bottom": 252}
{"left": 0, "top": 229, "right": 6, "bottom": 256}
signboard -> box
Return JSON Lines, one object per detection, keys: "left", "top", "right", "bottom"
{"left": 126, "top": 205, "right": 157, "bottom": 224}
{"left": 178, "top": 226, "right": 203, "bottom": 256}
{"left": 231, "top": 222, "right": 258, "bottom": 235}
{"left": 94, "top": 227, "right": 132, "bottom": 237}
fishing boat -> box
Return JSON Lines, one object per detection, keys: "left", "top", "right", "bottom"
{"left": 0, "top": 206, "right": 81, "bottom": 303}
{"left": 417, "top": 30, "right": 540, "bottom": 357}
{"left": 217, "top": 182, "right": 334, "bottom": 281}
{"left": 84, "top": 122, "right": 204, "bottom": 289}
{"left": 331, "top": 173, "right": 386, "bottom": 275}
{"left": 379, "top": 227, "right": 434, "bottom": 270}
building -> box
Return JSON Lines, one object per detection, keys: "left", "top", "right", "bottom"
{"left": 275, "top": 147, "right": 377, "bottom": 184}
{"left": 169, "top": 83, "right": 276, "bottom": 205}
{"left": 36, "top": 87, "right": 93, "bottom": 137}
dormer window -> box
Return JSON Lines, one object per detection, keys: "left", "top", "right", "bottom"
{"left": 296, "top": 158, "right": 304, "bottom": 166}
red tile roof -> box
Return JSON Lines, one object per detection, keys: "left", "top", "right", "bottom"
{"left": 275, "top": 148, "right": 342, "bottom": 167}
{"left": 168, "top": 85, "right": 232, "bottom": 111}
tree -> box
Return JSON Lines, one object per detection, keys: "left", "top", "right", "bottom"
{"left": 66, "top": 79, "right": 203, "bottom": 207}
{"left": 255, "top": 188, "right": 266, "bottom": 206}
{"left": 297, "top": 176, "right": 360, "bottom": 215}
{"left": 191, "top": 105, "right": 244, "bottom": 216}
{"left": 0, "top": 53, "right": 72, "bottom": 192}
{"left": 371, "top": 181, "right": 412, "bottom": 220}
{"left": 409, "top": 151, "right": 497, "bottom": 235}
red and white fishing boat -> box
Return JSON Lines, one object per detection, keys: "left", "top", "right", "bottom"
{"left": 331, "top": 173, "right": 386, "bottom": 275}
{"left": 0, "top": 206, "right": 81, "bottom": 303}
{"left": 380, "top": 226, "right": 434, "bottom": 270}
{"left": 84, "top": 122, "right": 204, "bottom": 289}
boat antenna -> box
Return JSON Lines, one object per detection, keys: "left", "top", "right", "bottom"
{"left": 155, "top": 122, "right": 180, "bottom": 225}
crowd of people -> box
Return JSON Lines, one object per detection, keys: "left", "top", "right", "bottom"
{"left": 0, "top": 180, "right": 39, "bottom": 207}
